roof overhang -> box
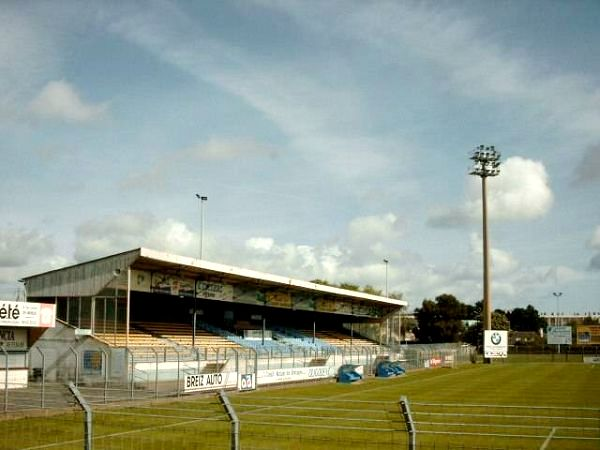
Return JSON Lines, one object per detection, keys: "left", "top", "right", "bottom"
{"left": 22, "top": 247, "right": 407, "bottom": 308}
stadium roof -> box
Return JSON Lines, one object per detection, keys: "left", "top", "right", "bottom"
{"left": 21, "top": 247, "right": 406, "bottom": 307}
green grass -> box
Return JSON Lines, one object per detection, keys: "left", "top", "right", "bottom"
{"left": 0, "top": 363, "right": 598, "bottom": 449}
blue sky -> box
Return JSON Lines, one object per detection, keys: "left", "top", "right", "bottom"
{"left": 1, "top": 0, "right": 599, "bottom": 315}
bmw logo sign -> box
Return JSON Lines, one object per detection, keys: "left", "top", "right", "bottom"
{"left": 491, "top": 332, "right": 502, "bottom": 345}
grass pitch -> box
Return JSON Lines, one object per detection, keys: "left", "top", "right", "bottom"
{"left": 0, "top": 362, "right": 598, "bottom": 449}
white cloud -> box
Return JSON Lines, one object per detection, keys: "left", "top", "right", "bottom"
{"left": 120, "top": 136, "right": 278, "bottom": 191}
{"left": 29, "top": 80, "right": 108, "bottom": 123}
{"left": 74, "top": 213, "right": 195, "bottom": 261}
{"left": 0, "top": 227, "right": 54, "bottom": 268}
{"left": 589, "top": 225, "right": 600, "bottom": 271}
{"left": 320, "top": 1, "right": 600, "bottom": 140}
{"left": 183, "top": 137, "right": 278, "bottom": 161}
{"left": 347, "top": 213, "right": 403, "bottom": 251}
{"left": 429, "top": 156, "right": 553, "bottom": 227}
{"left": 469, "top": 233, "right": 519, "bottom": 276}
{"left": 0, "top": 227, "right": 64, "bottom": 299}
{"left": 105, "top": 3, "right": 396, "bottom": 181}
{"left": 245, "top": 237, "right": 275, "bottom": 253}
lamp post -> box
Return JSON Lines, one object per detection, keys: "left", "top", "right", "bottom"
{"left": 195, "top": 194, "right": 208, "bottom": 259}
{"left": 470, "top": 145, "right": 501, "bottom": 364}
{"left": 383, "top": 259, "right": 390, "bottom": 346}
{"left": 553, "top": 292, "right": 563, "bottom": 326}
{"left": 553, "top": 291, "right": 563, "bottom": 354}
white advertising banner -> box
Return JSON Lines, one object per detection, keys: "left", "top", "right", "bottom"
{"left": 257, "top": 366, "right": 336, "bottom": 386}
{"left": 184, "top": 372, "right": 237, "bottom": 393}
{"left": 484, "top": 330, "right": 508, "bottom": 358}
{"left": 0, "top": 301, "right": 55, "bottom": 328}
{"left": 0, "top": 369, "right": 28, "bottom": 389}
{"left": 547, "top": 326, "right": 572, "bottom": 345}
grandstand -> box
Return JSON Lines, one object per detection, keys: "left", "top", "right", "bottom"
{"left": 16, "top": 247, "right": 404, "bottom": 387}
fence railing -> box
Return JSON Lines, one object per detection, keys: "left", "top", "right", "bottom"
{"left": 1, "top": 343, "right": 599, "bottom": 449}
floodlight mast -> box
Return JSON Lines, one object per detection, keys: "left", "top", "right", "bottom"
{"left": 469, "top": 145, "right": 501, "bottom": 364}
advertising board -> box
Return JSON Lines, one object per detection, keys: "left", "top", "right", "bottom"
{"left": 184, "top": 372, "right": 237, "bottom": 393}
{"left": 484, "top": 330, "right": 508, "bottom": 358}
{"left": 257, "top": 366, "right": 336, "bottom": 386}
{"left": 238, "top": 373, "right": 256, "bottom": 391}
{"left": 547, "top": 326, "right": 572, "bottom": 345}
{"left": 0, "top": 301, "right": 55, "bottom": 328}
{"left": 576, "top": 325, "right": 600, "bottom": 344}
{"left": 0, "top": 328, "right": 28, "bottom": 350}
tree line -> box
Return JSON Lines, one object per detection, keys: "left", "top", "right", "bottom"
{"left": 414, "top": 294, "right": 548, "bottom": 346}
{"left": 312, "top": 280, "right": 598, "bottom": 345}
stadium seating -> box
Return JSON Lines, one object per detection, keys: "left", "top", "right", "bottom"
{"left": 136, "top": 322, "right": 241, "bottom": 349}
{"left": 93, "top": 319, "right": 378, "bottom": 352}
{"left": 299, "top": 329, "right": 378, "bottom": 347}
{"left": 93, "top": 324, "right": 170, "bottom": 348}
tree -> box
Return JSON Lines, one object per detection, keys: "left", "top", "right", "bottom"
{"left": 507, "top": 305, "right": 547, "bottom": 331}
{"left": 414, "top": 294, "right": 467, "bottom": 343}
{"left": 339, "top": 282, "right": 360, "bottom": 291}
{"left": 362, "top": 284, "right": 382, "bottom": 295}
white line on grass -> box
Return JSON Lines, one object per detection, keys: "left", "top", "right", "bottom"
{"left": 539, "top": 426, "right": 556, "bottom": 450}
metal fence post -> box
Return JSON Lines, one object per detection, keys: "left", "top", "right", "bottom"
{"left": 399, "top": 395, "right": 416, "bottom": 450}
{"left": 69, "top": 381, "right": 93, "bottom": 450}
{"left": 175, "top": 348, "right": 181, "bottom": 397}
{"left": 100, "top": 349, "right": 108, "bottom": 404}
{"left": 69, "top": 346, "right": 79, "bottom": 386}
{"left": 36, "top": 347, "right": 46, "bottom": 408}
{"left": 151, "top": 347, "right": 159, "bottom": 399}
{"left": 1, "top": 345, "right": 8, "bottom": 412}
{"left": 219, "top": 390, "right": 240, "bottom": 450}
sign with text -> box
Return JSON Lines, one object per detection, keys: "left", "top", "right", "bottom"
{"left": 547, "top": 326, "right": 572, "bottom": 345}
{"left": 484, "top": 330, "right": 508, "bottom": 358}
{"left": 0, "top": 328, "right": 27, "bottom": 350}
{"left": 196, "top": 282, "right": 234, "bottom": 301}
{"left": 257, "top": 366, "right": 336, "bottom": 386}
{"left": 184, "top": 372, "right": 236, "bottom": 393}
{"left": 0, "top": 301, "right": 55, "bottom": 328}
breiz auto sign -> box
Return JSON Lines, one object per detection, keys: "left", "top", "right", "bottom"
{"left": 0, "top": 301, "right": 56, "bottom": 328}
{"left": 184, "top": 372, "right": 235, "bottom": 393}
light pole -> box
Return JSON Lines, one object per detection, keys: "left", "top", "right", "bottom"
{"left": 553, "top": 291, "right": 563, "bottom": 354}
{"left": 470, "top": 145, "right": 501, "bottom": 364}
{"left": 553, "top": 292, "right": 563, "bottom": 326}
{"left": 195, "top": 194, "right": 208, "bottom": 259}
{"left": 383, "top": 259, "right": 389, "bottom": 298}
{"left": 383, "top": 259, "right": 389, "bottom": 346}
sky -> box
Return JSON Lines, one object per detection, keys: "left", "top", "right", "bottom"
{"left": 1, "top": 0, "right": 599, "bottom": 316}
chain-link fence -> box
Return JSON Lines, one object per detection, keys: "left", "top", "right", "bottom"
{"left": 1, "top": 342, "right": 599, "bottom": 449}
